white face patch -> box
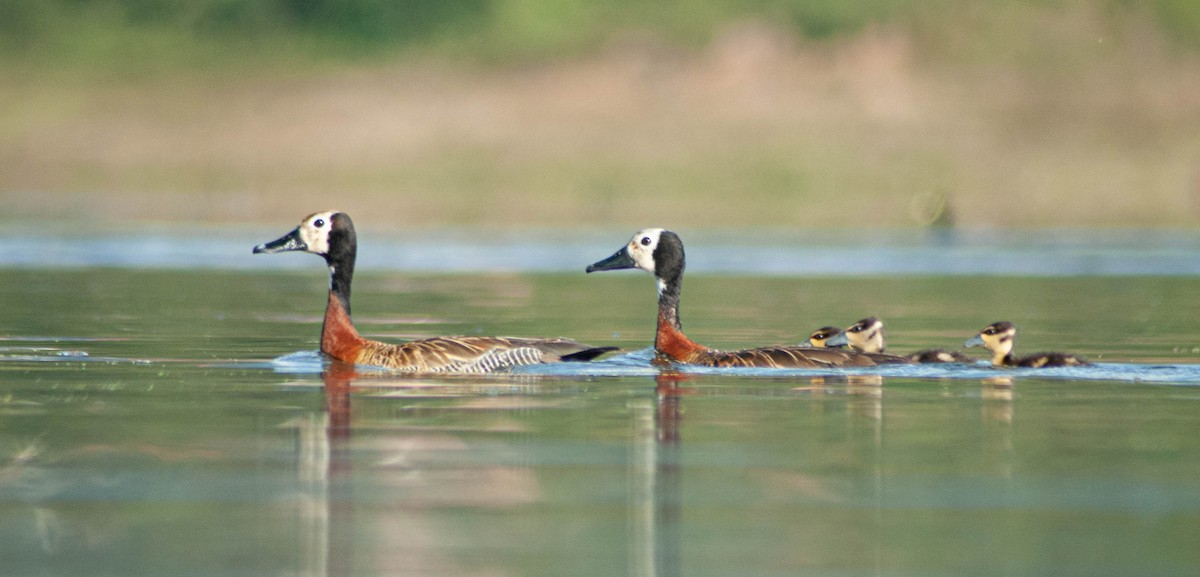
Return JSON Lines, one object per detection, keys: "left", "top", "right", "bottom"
{"left": 626, "top": 228, "right": 664, "bottom": 274}
{"left": 298, "top": 210, "right": 338, "bottom": 255}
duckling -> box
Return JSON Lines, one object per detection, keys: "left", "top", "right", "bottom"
{"left": 827, "top": 316, "right": 975, "bottom": 364}
{"left": 586, "top": 229, "right": 911, "bottom": 368}
{"left": 964, "top": 321, "right": 1088, "bottom": 368}
{"left": 254, "top": 211, "right": 615, "bottom": 372}
{"left": 800, "top": 326, "right": 844, "bottom": 348}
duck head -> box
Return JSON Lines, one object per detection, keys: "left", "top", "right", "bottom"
{"left": 830, "top": 316, "right": 885, "bottom": 353}
{"left": 586, "top": 228, "right": 685, "bottom": 288}
{"left": 253, "top": 210, "right": 356, "bottom": 265}
{"left": 964, "top": 321, "right": 1016, "bottom": 357}
{"left": 801, "top": 327, "right": 844, "bottom": 348}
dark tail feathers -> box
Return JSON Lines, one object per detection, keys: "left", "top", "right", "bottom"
{"left": 560, "top": 346, "right": 620, "bottom": 362}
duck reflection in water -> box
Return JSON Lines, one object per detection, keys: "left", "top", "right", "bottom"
{"left": 628, "top": 373, "right": 687, "bottom": 577}
{"left": 311, "top": 365, "right": 695, "bottom": 577}
{"left": 309, "top": 364, "right": 550, "bottom": 576}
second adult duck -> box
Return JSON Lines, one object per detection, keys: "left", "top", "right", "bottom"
{"left": 254, "top": 211, "right": 614, "bottom": 373}
{"left": 586, "top": 229, "right": 909, "bottom": 368}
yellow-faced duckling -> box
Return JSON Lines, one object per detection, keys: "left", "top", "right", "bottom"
{"left": 964, "top": 321, "right": 1088, "bottom": 368}
{"left": 800, "top": 326, "right": 844, "bottom": 348}
{"left": 255, "top": 211, "right": 615, "bottom": 372}
{"left": 586, "top": 229, "right": 911, "bottom": 368}
{"left": 827, "top": 316, "right": 975, "bottom": 364}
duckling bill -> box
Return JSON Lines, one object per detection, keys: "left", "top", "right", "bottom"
{"left": 964, "top": 321, "right": 1088, "bottom": 368}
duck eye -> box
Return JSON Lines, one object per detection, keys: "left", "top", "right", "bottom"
{"left": 314, "top": 219, "right": 325, "bottom": 228}
{"left": 640, "top": 237, "right": 651, "bottom": 246}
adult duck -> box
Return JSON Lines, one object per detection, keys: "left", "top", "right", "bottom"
{"left": 254, "top": 211, "right": 614, "bottom": 372}
{"left": 586, "top": 229, "right": 909, "bottom": 368}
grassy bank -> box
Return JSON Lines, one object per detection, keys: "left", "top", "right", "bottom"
{"left": 3, "top": 1, "right": 1200, "bottom": 228}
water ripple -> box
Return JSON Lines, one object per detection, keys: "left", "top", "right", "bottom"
{"left": 252, "top": 347, "right": 1200, "bottom": 384}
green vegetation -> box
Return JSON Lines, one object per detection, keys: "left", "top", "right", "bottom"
{"left": 3, "top": 1, "right": 1200, "bottom": 228}
{"left": 7, "top": 0, "right": 1199, "bottom": 70}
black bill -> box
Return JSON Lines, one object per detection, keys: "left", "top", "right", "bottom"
{"left": 253, "top": 228, "right": 306, "bottom": 254}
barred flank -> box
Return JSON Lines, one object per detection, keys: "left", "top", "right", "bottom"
{"left": 354, "top": 336, "right": 595, "bottom": 373}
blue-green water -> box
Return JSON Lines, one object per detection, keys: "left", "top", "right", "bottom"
{"left": 3, "top": 232, "right": 1200, "bottom": 576}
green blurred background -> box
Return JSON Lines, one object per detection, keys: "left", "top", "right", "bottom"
{"left": 3, "top": 0, "right": 1200, "bottom": 229}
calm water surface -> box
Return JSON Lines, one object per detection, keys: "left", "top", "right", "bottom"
{"left": 3, "top": 238, "right": 1200, "bottom": 576}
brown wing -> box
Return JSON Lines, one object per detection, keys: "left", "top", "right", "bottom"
{"left": 490, "top": 337, "right": 617, "bottom": 360}
{"left": 697, "top": 346, "right": 911, "bottom": 368}
{"left": 858, "top": 352, "right": 917, "bottom": 365}
{"left": 356, "top": 336, "right": 612, "bottom": 372}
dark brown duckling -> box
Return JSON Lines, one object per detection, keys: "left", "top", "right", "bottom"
{"left": 964, "top": 321, "right": 1088, "bottom": 368}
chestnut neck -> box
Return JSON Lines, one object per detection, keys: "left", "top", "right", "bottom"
{"left": 320, "top": 231, "right": 365, "bottom": 361}
{"left": 653, "top": 271, "right": 707, "bottom": 362}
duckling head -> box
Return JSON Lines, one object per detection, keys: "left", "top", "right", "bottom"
{"left": 801, "top": 327, "right": 843, "bottom": 348}
{"left": 843, "top": 317, "right": 885, "bottom": 353}
{"left": 964, "top": 321, "right": 1016, "bottom": 359}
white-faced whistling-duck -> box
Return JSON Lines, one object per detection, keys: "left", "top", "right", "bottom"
{"left": 826, "top": 316, "right": 976, "bottom": 364}
{"left": 254, "top": 211, "right": 615, "bottom": 372}
{"left": 585, "top": 229, "right": 911, "bottom": 368}
{"left": 964, "top": 321, "right": 1089, "bottom": 368}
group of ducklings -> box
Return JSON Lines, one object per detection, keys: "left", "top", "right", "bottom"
{"left": 802, "top": 317, "right": 1089, "bottom": 368}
